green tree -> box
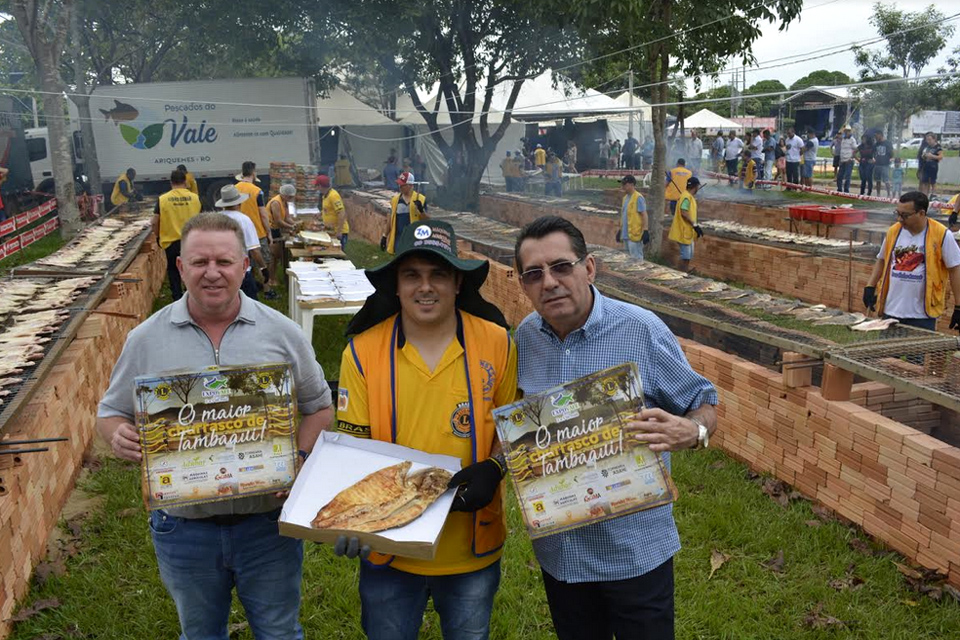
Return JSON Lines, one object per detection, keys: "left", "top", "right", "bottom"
{"left": 543, "top": 0, "right": 803, "bottom": 256}
{"left": 789, "top": 70, "right": 852, "bottom": 91}
{"left": 323, "top": 0, "right": 580, "bottom": 210}
{"left": 854, "top": 3, "right": 956, "bottom": 143}
{"left": 745, "top": 79, "right": 787, "bottom": 116}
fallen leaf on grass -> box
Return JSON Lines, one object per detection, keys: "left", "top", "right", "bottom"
{"left": 526, "top": 559, "right": 538, "bottom": 571}
{"left": 228, "top": 621, "right": 249, "bottom": 637}
{"left": 710, "top": 460, "right": 726, "bottom": 470}
{"left": 811, "top": 504, "right": 836, "bottom": 522}
{"left": 33, "top": 558, "right": 66, "bottom": 585}
{"left": 745, "top": 470, "right": 761, "bottom": 481}
{"left": 763, "top": 550, "right": 785, "bottom": 574}
{"left": 709, "top": 549, "right": 729, "bottom": 579}
{"left": 11, "top": 597, "right": 60, "bottom": 622}
{"left": 894, "top": 562, "right": 923, "bottom": 580}
{"left": 81, "top": 454, "right": 103, "bottom": 472}
{"left": 895, "top": 562, "right": 949, "bottom": 601}
{"left": 828, "top": 564, "right": 864, "bottom": 592}
{"left": 945, "top": 584, "right": 960, "bottom": 603}
{"left": 804, "top": 519, "right": 822, "bottom": 528}
{"left": 803, "top": 603, "right": 847, "bottom": 630}
{"left": 761, "top": 478, "right": 793, "bottom": 508}
{"left": 116, "top": 507, "right": 141, "bottom": 518}
{"left": 848, "top": 538, "right": 881, "bottom": 556}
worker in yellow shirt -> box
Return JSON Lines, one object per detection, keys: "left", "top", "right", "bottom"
{"left": 150, "top": 168, "right": 201, "bottom": 300}
{"left": 334, "top": 154, "right": 353, "bottom": 187}
{"left": 316, "top": 174, "right": 349, "bottom": 248}
{"left": 235, "top": 161, "right": 276, "bottom": 298}
{"left": 332, "top": 218, "right": 516, "bottom": 639}
{"left": 664, "top": 158, "right": 693, "bottom": 215}
{"left": 110, "top": 168, "right": 141, "bottom": 209}
{"left": 177, "top": 164, "right": 199, "bottom": 195}
{"left": 267, "top": 184, "right": 297, "bottom": 287}
{"left": 668, "top": 176, "right": 703, "bottom": 272}
{"left": 534, "top": 143, "right": 546, "bottom": 170}
{"left": 740, "top": 150, "right": 757, "bottom": 191}
{"left": 616, "top": 174, "right": 649, "bottom": 260}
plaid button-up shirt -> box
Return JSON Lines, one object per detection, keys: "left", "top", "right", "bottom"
{"left": 516, "top": 287, "right": 718, "bottom": 583}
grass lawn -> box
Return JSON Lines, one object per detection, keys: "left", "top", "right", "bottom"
{"left": 8, "top": 238, "right": 960, "bottom": 638}
{"left": 0, "top": 230, "right": 65, "bottom": 275}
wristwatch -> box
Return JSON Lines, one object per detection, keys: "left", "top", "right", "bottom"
{"left": 690, "top": 417, "right": 709, "bottom": 449}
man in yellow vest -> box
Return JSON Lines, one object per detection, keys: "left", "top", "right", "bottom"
{"left": 501, "top": 150, "right": 516, "bottom": 192}
{"left": 332, "top": 219, "right": 517, "bottom": 639}
{"left": 235, "top": 161, "right": 275, "bottom": 298}
{"left": 334, "top": 154, "right": 353, "bottom": 187}
{"left": 664, "top": 158, "right": 692, "bottom": 216}
{"left": 151, "top": 169, "right": 201, "bottom": 301}
{"left": 863, "top": 191, "right": 960, "bottom": 332}
{"left": 667, "top": 176, "right": 703, "bottom": 272}
{"left": 316, "top": 174, "right": 349, "bottom": 248}
{"left": 534, "top": 143, "right": 546, "bottom": 170}
{"left": 616, "top": 174, "right": 649, "bottom": 260}
{"left": 110, "top": 168, "right": 140, "bottom": 208}
{"left": 383, "top": 172, "right": 426, "bottom": 254}
{"left": 267, "top": 183, "right": 297, "bottom": 288}
{"left": 177, "top": 164, "right": 199, "bottom": 195}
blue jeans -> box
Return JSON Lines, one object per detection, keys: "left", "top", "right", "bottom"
{"left": 725, "top": 159, "right": 738, "bottom": 182}
{"left": 679, "top": 243, "right": 694, "bottom": 260}
{"left": 626, "top": 240, "right": 644, "bottom": 260}
{"left": 150, "top": 509, "right": 304, "bottom": 640}
{"left": 340, "top": 233, "right": 348, "bottom": 249}
{"left": 837, "top": 161, "right": 853, "bottom": 192}
{"left": 359, "top": 559, "right": 501, "bottom": 640}
{"left": 859, "top": 161, "right": 874, "bottom": 196}
{"left": 545, "top": 181, "right": 562, "bottom": 197}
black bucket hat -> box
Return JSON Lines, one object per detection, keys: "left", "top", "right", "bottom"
{"left": 345, "top": 220, "right": 508, "bottom": 335}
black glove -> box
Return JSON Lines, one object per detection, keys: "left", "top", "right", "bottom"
{"left": 448, "top": 458, "right": 504, "bottom": 512}
{"left": 260, "top": 267, "right": 269, "bottom": 282}
{"left": 641, "top": 230, "right": 650, "bottom": 245}
{"left": 951, "top": 306, "right": 960, "bottom": 332}
{"left": 949, "top": 212, "right": 958, "bottom": 228}
{"left": 379, "top": 235, "right": 387, "bottom": 251}
{"left": 414, "top": 199, "right": 425, "bottom": 214}
{"left": 694, "top": 225, "right": 704, "bottom": 238}
{"left": 615, "top": 229, "right": 622, "bottom": 243}
{"left": 333, "top": 534, "right": 371, "bottom": 560}
{"left": 862, "top": 286, "right": 877, "bottom": 311}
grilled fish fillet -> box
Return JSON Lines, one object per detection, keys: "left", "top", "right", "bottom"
{"left": 312, "top": 462, "right": 452, "bottom": 533}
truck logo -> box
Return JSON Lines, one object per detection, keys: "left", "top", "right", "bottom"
{"left": 108, "top": 101, "right": 218, "bottom": 150}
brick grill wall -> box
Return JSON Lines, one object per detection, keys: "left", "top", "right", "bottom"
{"left": 345, "top": 200, "right": 960, "bottom": 588}
{"left": 0, "top": 239, "right": 166, "bottom": 636}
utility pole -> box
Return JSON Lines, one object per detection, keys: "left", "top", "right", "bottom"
{"left": 628, "top": 69, "right": 635, "bottom": 141}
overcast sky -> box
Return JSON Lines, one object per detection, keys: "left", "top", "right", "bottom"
{"left": 696, "top": 0, "right": 960, "bottom": 93}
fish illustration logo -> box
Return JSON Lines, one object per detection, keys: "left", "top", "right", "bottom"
{"left": 100, "top": 99, "right": 139, "bottom": 125}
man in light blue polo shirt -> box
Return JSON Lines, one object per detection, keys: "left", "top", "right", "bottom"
{"left": 513, "top": 215, "right": 718, "bottom": 640}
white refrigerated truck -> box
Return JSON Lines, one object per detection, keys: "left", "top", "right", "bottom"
{"left": 25, "top": 76, "right": 320, "bottom": 205}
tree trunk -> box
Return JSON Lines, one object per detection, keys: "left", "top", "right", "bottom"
{"left": 70, "top": 6, "right": 102, "bottom": 197}
{"left": 440, "top": 159, "right": 485, "bottom": 211}
{"left": 647, "top": 50, "right": 670, "bottom": 257}
{"left": 40, "top": 73, "right": 81, "bottom": 236}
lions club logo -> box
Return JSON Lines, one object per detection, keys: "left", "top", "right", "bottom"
{"left": 450, "top": 402, "right": 471, "bottom": 438}
{"left": 414, "top": 225, "right": 432, "bottom": 240}
{"left": 155, "top": 383, "right": 171, "bottom": 401}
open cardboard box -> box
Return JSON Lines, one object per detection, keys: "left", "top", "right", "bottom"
{"left": 279, "top": 432, "right": 461, "bottom": 560}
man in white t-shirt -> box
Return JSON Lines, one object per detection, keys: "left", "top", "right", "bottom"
{"left": 864, "top": 191, "right": 960, "bottom": 332}
{"left": 784, "top": 128, "right": 804, "bottom": 186}
{"left": 724, "top": 131, "right": 744, "bottom": 185}
{"left": 216, "top": 184, "right": 267, "bottom": 301}
{"left": 749, "top": 129, "right": 764, "bottom": 181}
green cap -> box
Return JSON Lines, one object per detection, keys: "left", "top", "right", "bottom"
{"left": 345, "top": 220, "right": 508, "bottom": 335}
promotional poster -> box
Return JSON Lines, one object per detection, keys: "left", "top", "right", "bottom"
{"left": 493, "top": 363, "right": 677, "bottom": 539}
{"left": 135, "top": 363, "right": 298, "bottom": 510}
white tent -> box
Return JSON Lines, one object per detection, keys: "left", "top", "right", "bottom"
{"left": 316, "top": 88, "right": 396, "bottom": 126}
{"left": 612, "top": 92, "right": 652, "bottom": 121}
{"left": 315, "top": 89, "right": 408, "bottom": 175}
{"left": 683, "top": 109, "right": 743, "bottom": 133}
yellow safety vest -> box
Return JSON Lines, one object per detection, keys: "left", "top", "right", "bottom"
{"left": 184, "top": 172, "right": 199, "bottom": 195}
{"left": 622, "top": 191, "right": 646, "bottom": 242}
{"left": 235, "top": 181, "right": 267, "bottom": 239}
{"left": 668, "top": 190, "right": 697, "bottom": 245}
{"left": 387, "top": 192, "right": 427, "bottom": 254}
{"left": 267, "top": 194, "right": 287, "bottom": 229}
{"left": 665, "top": 166, "right": 693, "bottom": 202}
{"left": 157, "top": 188, "right": 201, "bottom": 249}
{"left": 877, "top": 219, "right": 950, "bottom": 318}
{"left": 111, "top": 175, "right": 132, "bottom": 206}
{"left": 346, "top": 312, "right": 511, "bottom": 567}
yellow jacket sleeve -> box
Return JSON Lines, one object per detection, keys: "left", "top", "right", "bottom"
{"left": 335, "top": 344, "right": 371, "bottom": 438}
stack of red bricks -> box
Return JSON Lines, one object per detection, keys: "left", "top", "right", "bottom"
{"left": 850, "top": 382, "right": 941, "bottom": 435}
{"left": 0, "top": 238, "right": 166, "bottom": 637}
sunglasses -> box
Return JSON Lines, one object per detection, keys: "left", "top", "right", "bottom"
{"left": 519, "top": 257, "right": 585, "bottom": 284}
